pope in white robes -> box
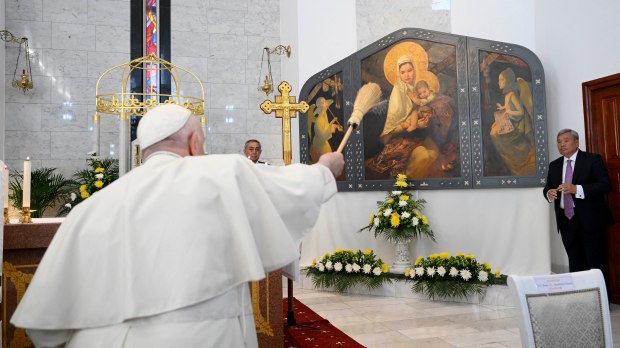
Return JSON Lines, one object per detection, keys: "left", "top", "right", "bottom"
{"left": 11, "top": 104, "right": 345, "bottom": 348}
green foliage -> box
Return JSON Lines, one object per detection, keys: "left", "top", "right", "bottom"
{"left": 304, "top": 249, "right": 392, "bottom": 293}
{"left": 360, "top": 174, "right": 436, "bottom": 244}
{"left": 57, "top": 157, "right": 119, "bottom": 216}
{"left": 9, "top": 167, "right": 73, "bottom": 218}
{"left": 405, "top": 253, "right": 503, "bottom": 300}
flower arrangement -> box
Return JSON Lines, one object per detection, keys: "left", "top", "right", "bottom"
{"left": 58, "top": 157, "right": 119, "bottom": 215}
{"left": 304, "top": 249, "right": 392, "bottom": 293}
{"left": 405, "top": 252, "right": 503, "bottom": 299}
{"left": 360, "top": 174, "right": 435, "bottom": 244}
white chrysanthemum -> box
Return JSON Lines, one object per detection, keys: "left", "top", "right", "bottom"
{"left": 437, "top": 266, "right": 446, "bottom": 277}
{"left": 478, "top": 270, "right": 489, "bottom": 282}
{"left": 411, "top": 217, "right": 419, "bottom": 226}
{"left": 334, "top": 262, "right": 343, "bottom": 272}
{"left": 363, "top": 264, "right": 372, "bottom": 274}
{"left": 325, "top": 261, "right": 333, "bottom": 270}
{"left": 315, "top": 262, "right": 322, "bottom": 269}
{"left": 401, "top": 211, "right": 411, "bottom": 219}
{"left": 383, "top": 208, "right": 392, "bottom": 217}
{"left": 398, "top": 200, "right": 407, "bottom": 207}
{"left": 449, "top": 267, "right": 459, "bottom": 277}
{"left": 95, "top": 173, "right": 104, "bottom": 179}
{"left": 70, "top": 192, "right": 77, "bottom": 201}
{"left": 373, "top": 217, "right": 380, "bottom": 226}
{"left": 318, "top": 263, "right": 325, "bottom": 272}
{"left": 372, "top": 267, "right": 382, "bottom": 276}
{"left": 392, "top": 190, "right": 402, "bottom": 195}
{"left": 64, "top": 203, "right": 71, "bottom": 208}
{"left": 352, "top": 263, "right": 361, "bottom": 273}
{"left": 345, "top": 264, "right": 353, "bottom": 273}
{"left": 426, "top": 267, "right": 436, "bottom": 277}
{"left": 415, "top": 267, "right": 425, "bottom": 276}
{"left": 460, "top": 269, "right": 472, "bottom": 281}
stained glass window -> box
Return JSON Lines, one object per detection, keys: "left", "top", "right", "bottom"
{"left": 145, "top": 0, "right": 158, "bottom": 98}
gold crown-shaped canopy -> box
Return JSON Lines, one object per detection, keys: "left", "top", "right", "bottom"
{"left": 95, "top": 54, "right": 205, "bottom": 117}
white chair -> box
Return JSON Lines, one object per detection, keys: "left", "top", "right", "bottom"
{"left": 508, "top": 269, "right": 613, "bottom": 348}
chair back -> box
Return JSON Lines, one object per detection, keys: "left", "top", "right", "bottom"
{"left": 508, "top": 269, "right": 612, "bottom": 348}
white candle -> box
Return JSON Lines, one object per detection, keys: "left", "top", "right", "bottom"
{"left": 4, "top": 165, "right": 8, "bottom": 209}
{"left": 23, "top": 157, "right": 31, "bottom": 208}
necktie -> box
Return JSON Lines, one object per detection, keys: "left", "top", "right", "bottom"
{"left": 564, "top": 159, "right": 574, "bottom": 219}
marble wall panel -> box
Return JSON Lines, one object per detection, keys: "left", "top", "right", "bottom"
{"left": 245, "top": 59, "right": 280, "bottom": 87}
{"left": 245, "top": 107, "right": 283, "bottom": 135}
{"left": 95, "top": 25, "right": 130, "bottom": 53}
{"left": 5, "top": 0, "right": 43, "bottom": 21}
{"left": 41, "top": 103, "right": 89, "bottom": 132}
{"left": 5, "top": 75, "right": 52, "bottom": 104}
{"left": 207, "top": 108, "right": 247, "bottom": 134}
{"left": 5, "top": 103, "right": 42, "bottom": 131}
{"left": 5, "top": 47, "right": 44, "bottom": 77}
{"left": 244, "top": 11, "right": 279, "bottom": 37}
{"left": 207, "top": 9, "right": 245, "bottom": 35}
{"left": 5, "top": 131, "right": 51, "bottom": 160}
{"left": 210, "top": 34, "right": 248, "bottom": 60}
{"left": 51, "top": 77, "right": 95, "bottom": 104}
{"left": 171, "top": 31, "right": 209, "bottom": 58}
{"left": 171, "top": 6, "right": 209, "bottom": 33}
{"left": 42, "top": 49, "right": 88, "bottom": 77}
{"left": 5, "top": 20, "right": 52, "bottom": 49}
{"left": 208, "top": 83, "right": 249, "bottom": 110}
{"left": 356, "top": 0, "right": 450, "bottom": 49}
{"left": 97, "top": 131, "right": 120, "bottom": 159}
{"left": 246, "top": 36, "right": 282, "bottom": 61}
{"left": 40, "top": 159, "right": 90, "bottom": 179}
{"left": 43, "top": 0, "right": 88, "bottom": 24}
{"left": 255, "top": 133, "right": 283, "bottom": 165}
{"left": 207, "top": 58, "right": 245, "bottom": 84}
{"left": 207, "top": 132, "right": 249, "bottom": 155}
{"left": 50, "top": 131, "right": 93, "bottom": 159}
{"left": 175, "top": 0, "right": 205, "bottom": 7}
{"left": 87, "top": 52, "right": 130, "bottom": 79}
{"left": 172, "top": 56, "right": 209, "bottom": 83}
{"left": 247, "top": 0, "right": 279, "bottom": 13}
{"left": 51, "top": 23, "right": 96, "bottom": 51}
{"left": 208, "top": 0, "right": 248, "bottom": 11}
{"left": 86, "top": 0, "right": 130, "bottom": 27}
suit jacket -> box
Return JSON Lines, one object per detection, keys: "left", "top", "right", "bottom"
{"left": 543, "top": 149, "right": 614, "bottom": 233}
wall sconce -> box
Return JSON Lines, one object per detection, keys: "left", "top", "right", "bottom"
{"left": 257, "top": 45, "right": 291, "bottom": 96}
{"left": 0, "top": 30, "right": 33, "bottom": 94}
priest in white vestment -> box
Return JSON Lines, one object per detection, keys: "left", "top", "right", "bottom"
{"left": 11, "top": 104, "right": 345, "bottom": 348}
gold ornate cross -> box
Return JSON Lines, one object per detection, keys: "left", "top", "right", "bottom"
{"left": 260, "top": 81, "right": 309, "bottom": 165}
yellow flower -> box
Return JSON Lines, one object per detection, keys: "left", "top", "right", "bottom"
{"left": 386, "top": 198, "right": 394, "bottom": 204}
{"left": 95, "top": 167, "right": 105, "bottom": 173}
{"left": 466, "top": 254, "right": 476, "bottom": 259}
{"left": 455, "top": 252, "right": 465, "bottom": 257}
{"left": 311, "top": 258, "right": 317, "bottom": 266}
{"left": 429, "top": 253, "right": 439, "bottom": 259}
{"left": 323, "top": 253, "right": 330, "bottom": 259}
{"left": 381, "top": 263, "right": 389, "bottom": 272}
{"left": 345, "top": 249, "right": 353, "bottom": 252}
{"left": 399, "top": 195, "right": 409, "bottom": 201}
{"left": 80, "top": 185, "right": 87, "bottom": 192}
{"left": 405, "top": 268, "right": 411, "bottom": 277}
{"left": 81, "top": 191, "right": 90, "bottom": 199}
{"left": 421, "top": 215, "right": 428, "bottom": 224}
{"left": 483, "top": 262, "right": 491, "bottom": 270}
{"left": 495, "top": 270, "right": 501, "bottom": 278}
{"left": 439, "top": 252, "right": 450, "bottom": 259}
{"left": 390, "top": 213, "right": 400, "bottom": 227}
{"left": 396, "top": 174, "right": 407, "bottom": 181}
{"left": 369, "top": 214, "right": 374, "bottom": 224}
{"left": 334, "top": 249, "right": 342, "bottom": 253}
{"left": 363, "top": 249, "right": 373, "bottom": 256}
{"left": 94, "top": 180, "right": 104, "bottom": 188}
{"left": 395, "top": 180, "right": 408, "bottom": 187}
{"left": 414, "top": 256, "right": 424, "bottom": 265}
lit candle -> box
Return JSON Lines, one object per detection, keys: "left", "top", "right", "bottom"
{"left": 4, "top": 165, "right": 8, "bottom": 209}
{"left": 23, "top": 157, "right": 31, "bottom": 208}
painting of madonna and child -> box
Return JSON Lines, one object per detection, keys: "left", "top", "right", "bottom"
{"left": 361, "top": 40, "right": 460, "bottom": 182}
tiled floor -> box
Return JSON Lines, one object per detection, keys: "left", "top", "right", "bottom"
{"left": 291, "top": 287, "right": 620, "bottom": 348}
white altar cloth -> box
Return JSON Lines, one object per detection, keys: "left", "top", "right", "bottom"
{"left": 301, "top": 187, "right": 551, "bottom": 276}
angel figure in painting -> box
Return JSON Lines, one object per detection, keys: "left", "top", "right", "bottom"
{"left": 309, "top": 97, "right": 343, "bottom": 163}
{"left": 490, "top": 67, "right": 535, "bottom": 175}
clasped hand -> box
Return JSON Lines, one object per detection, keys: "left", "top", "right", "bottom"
{"left": 547, "top": 183, "right": 576, "bottom": 200}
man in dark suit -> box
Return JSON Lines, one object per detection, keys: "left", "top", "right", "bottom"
{"left": 543, "top": 129, "right": 613, "bottom": 278}
{"left": 244, "top": 139, "right": 268, "bottom": 164}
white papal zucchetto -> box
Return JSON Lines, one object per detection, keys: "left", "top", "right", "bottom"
{"left": 137, "top": 104, "right": 192, "bottom": 149}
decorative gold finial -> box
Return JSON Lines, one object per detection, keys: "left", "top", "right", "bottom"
{"left": 18, "top": 207, "right": 33, "bottom": 223}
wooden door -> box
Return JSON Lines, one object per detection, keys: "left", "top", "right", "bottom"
{"left": 583, "top": 72, "right": 620, "bottom": 304}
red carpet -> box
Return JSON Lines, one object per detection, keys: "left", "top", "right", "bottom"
{"left": 283, "top": 297, "right": 364, "bottom": 348}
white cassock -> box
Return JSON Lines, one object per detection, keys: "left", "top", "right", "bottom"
{"left": 11, "top": 152, "right": 337, "bottom": 348}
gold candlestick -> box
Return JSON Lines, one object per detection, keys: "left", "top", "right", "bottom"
{"left": 4, "top": 207, "right": 9, "bottom": 224}
{"left": 19, "top": 207, "right": 33, "bottom": 223}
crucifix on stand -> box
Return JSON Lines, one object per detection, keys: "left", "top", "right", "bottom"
{"left": 260, "top": 81, "right": 311, "bottom": 328}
